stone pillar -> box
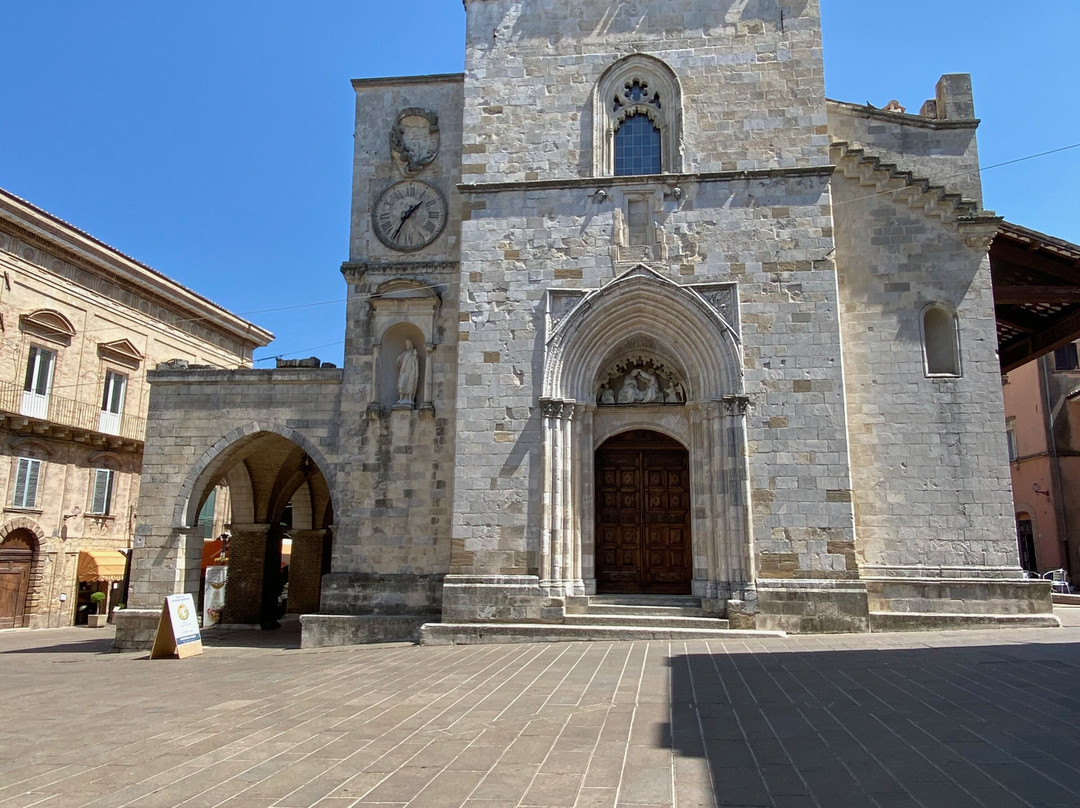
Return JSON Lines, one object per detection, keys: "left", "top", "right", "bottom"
{"left": 721, "top": 395, "right": 756, "bottom": 608}
{"left": 286, "top": 529, "right": 326, "bottom": 615}
{"left": 113, "top": 525, "right": 202, "bottom": 651}
{"left": 222, "top": 523, "right": 270, "bottom": 625}
{"left": 539, "top": 398, "right": 578, "bottom": 596}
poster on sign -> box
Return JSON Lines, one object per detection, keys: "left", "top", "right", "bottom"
{"left": 149, "top": 593, "right": 204, "bottom": 660}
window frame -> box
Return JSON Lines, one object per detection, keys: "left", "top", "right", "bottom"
{"left": 101, "top": 370, "right": 127, "bottom": 416}
{"left": 89, "top": 468, "right": 116, "bottom": 516}
{"left": 594, "top": 54, "right": 682, "bottom": 178}
{"left": 23, "top": 344, "right": 56, "bottom": 397}
{"left": 12, "top": 457, "right": 43, "bottom": 509}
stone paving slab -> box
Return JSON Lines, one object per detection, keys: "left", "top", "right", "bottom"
{"left": 1, "top": 608, "right": 1079, "bottom": 807}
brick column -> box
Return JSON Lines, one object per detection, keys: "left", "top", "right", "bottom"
{"left": 286, "top": 529, "right": 326, "bottom": 615}
{"left": 222, "top": 524, "right": 270, "bottom": 624}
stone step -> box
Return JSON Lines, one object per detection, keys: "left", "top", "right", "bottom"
{"left": 565, "top": 613, "right": 729, "bottom": 630}
{"left": 583, "top": 603, "right": 709, "bottom": 618}
{"left": 419, "top": 622, "right": 785, "bottom": 646}
{"left": 588, "top": 594, "right": 702, "bottom": 608}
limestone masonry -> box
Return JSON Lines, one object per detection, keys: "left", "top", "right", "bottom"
{"left": 115, "top": 0, "right": 1055, "bottom": 649}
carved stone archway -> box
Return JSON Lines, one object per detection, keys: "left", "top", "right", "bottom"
{"left": 541, "top": 266, "right": 752, "bottom": 602}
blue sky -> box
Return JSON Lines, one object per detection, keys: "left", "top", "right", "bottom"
{"left": 2, "top": 1, "right": 1077, "bottom": 366}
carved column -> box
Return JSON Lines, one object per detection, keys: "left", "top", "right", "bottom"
{"left": 423, "top": 343, "right": 436, "bottom": 409}
{"left": 721, "top": 395, "right": 754, "bottom": 595}
{"left": 539, "top": 398, "right": 577, "bottom": 596}
{"left": 688, "top": 401, "right": 719, "bottom": 599}
{"left": 575, "top": 403, "right": 595, "bottom": 595}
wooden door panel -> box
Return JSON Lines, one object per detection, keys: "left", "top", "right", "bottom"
{"left": 596, "top": 437, "right": 691, "bottom": 594}
{"left": 0, "top": 567, "right": 29, "bottom": 629}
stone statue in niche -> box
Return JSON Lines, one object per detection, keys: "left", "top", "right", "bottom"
{"left": 396, "top": 340, "right": 419, "bottom": 406}
{"left": 597, "top": 358, "right": 685, "bottom": 405}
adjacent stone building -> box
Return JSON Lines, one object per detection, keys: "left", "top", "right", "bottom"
{"left": 0, "top": 188, "right": 271, "bottom": 629}
{"left": 116, "top": 0, "right": 1057, "bottom": 649}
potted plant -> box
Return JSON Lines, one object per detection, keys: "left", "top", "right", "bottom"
{"left": 88, "top": 591, "right": 108, "bottom": 628}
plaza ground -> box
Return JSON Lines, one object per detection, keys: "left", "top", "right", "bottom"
{"left": 2, "top": 610, "right": 1079, "bottom": 808}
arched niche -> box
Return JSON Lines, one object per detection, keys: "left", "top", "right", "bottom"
{"left": 378, "top": 322, "right": 426, "bottom": 409}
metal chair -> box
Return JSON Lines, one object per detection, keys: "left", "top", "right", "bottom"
{"left": 1043, "top": 568, "right": 1072, "bottom": 594}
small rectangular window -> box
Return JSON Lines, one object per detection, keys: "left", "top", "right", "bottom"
{"left": 1054, "top": 343, "right": 1079, "bottom": 370}
{"left": 12, "top": 458, "right": 42, "bottom": 509}
{"left": 90, "top": 468, "right": 115, "bottom": 515}
{"left": 1006, "top": 419, "right": 1018, "bottom": 462}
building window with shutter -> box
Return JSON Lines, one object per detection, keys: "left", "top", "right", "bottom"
{"left": 12, "top": 457, "right": 43, "bottom": 509}
{"left": 90, "top": 468, "right": 115, "bottom": 515}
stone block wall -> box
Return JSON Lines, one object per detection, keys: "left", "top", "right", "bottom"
{"left": 833, "top": 150, "right": 1019, "bottom": 580}
{"left": 461, "top": 0, "right": 830, "bottom": 182}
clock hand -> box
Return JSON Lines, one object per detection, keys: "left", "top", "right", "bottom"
{"left": 392, "top": 202, "right": 423, "bottom": 240}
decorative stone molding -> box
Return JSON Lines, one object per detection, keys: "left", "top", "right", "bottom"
{"left": 97, "top": 338, "right": 144, "bottom": 369}
{"left": 19, "top": 309, "right": 76, "bottom": 345}
{"left": 593, "top": 54, "right": 683, "bottom": 177}
{"left": 831, "top": 141, "right": 1002, "bottom": 245}
{"left": 596, "top": 357, "right": 686, "bottom": 405}
{"left": 721, "top": 395, "right": 752, "bottom": 417}
{"left": 340, "top": 260, "right": 458, "bottom": 281}
{"left": 390, "top": 107, "right": 440, "bottom": 174}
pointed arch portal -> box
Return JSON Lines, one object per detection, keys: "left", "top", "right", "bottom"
{"left": 540, "top": 267, "right": 754, "bottom": 600}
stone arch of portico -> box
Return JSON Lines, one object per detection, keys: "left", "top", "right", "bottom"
{"left": 167, "top": 422, "right": 336, "bottom": 625}
{"left": 174, "top": 422, "right": 336, "bottom": 529}
{"left": 540, "top": 267, "right": 753, "bottom": 601}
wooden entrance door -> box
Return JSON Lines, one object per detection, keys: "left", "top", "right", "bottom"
{"left": 0, "top": 536, "right": 33, "bottom": 629}
{"left": 595, "top": 431, "right": 691, "bottom": 594}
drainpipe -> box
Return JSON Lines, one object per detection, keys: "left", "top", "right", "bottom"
{"left": 1040, "top": 355, "right": 1074, "bottom": 578}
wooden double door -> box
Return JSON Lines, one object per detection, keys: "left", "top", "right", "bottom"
{"left": 595, "top": 431, "right": 692, "bottom": 594}
{"left": 0, "top": 535, "right": 33, "bottom": 630}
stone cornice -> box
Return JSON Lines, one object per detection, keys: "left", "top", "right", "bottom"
{"left": 341, "top": 260, "right": 459, "bottom": 281}
{"left": 827, "top": 98, "right": 980, "bottom": 131}
{"left": 352, "top": 73, "right": 464, "bottom": 90}
{"left": 458, "top": 166, "right": 834, "bottom": 195}
{"left": 831, "top": 141, "right": 1001, "bottom": 249}
{"left": 147, "top": 367, "right": 344, "bottom": 386}
{"left": 0, "top": 188, "right": 273, "bottom": 350}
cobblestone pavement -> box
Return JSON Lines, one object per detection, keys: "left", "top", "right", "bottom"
{"left": 2, "top": 609, "right": 1079, "bottom": 808}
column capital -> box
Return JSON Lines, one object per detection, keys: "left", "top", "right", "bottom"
{"left": 721, "top": 394, "right": 752, "bottom": 417}
{"left": 539, "top": 397, "right": 576, "bottom": 420}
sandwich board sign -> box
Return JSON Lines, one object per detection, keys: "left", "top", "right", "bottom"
{"left": 149, "top": 593, "right": 204, "bottom": 660}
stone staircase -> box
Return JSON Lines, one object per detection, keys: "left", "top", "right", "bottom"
{"left": 419, "top": 594, "right": 785, "bottom": 645}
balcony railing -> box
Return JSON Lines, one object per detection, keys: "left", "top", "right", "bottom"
{"left": 0, "top": 380, "right": 146, "bottom": 442}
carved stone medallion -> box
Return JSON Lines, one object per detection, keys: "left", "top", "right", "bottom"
{"left": 390, "top": 108, "right": 440, "bottom": 173}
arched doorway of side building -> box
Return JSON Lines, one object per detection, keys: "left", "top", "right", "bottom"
{"left": 180, "top": 430, "right": 334, "bottom": 631}
{"left": 0, "top": 529, "right": 38, "bottom": 629}
{"left": 595, "top": 430, "right": 692, "bottom": 595}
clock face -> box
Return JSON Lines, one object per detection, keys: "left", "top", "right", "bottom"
{"left": 372, "top": 180, "right": 447, "bottom": 251}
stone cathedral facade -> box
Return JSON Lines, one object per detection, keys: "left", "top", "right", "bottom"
{"left": 115, "top": 0, "right": 1055, "bottom": 649}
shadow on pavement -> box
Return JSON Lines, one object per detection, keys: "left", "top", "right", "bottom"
{"left": 666, "top": 640, "right": 1080, "bottom": 807}
{"left": 0, "top": 636, "right": 116, "bottom": 655}
{"left": 199, "top": 614, "right": 302, "bottom": 650}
